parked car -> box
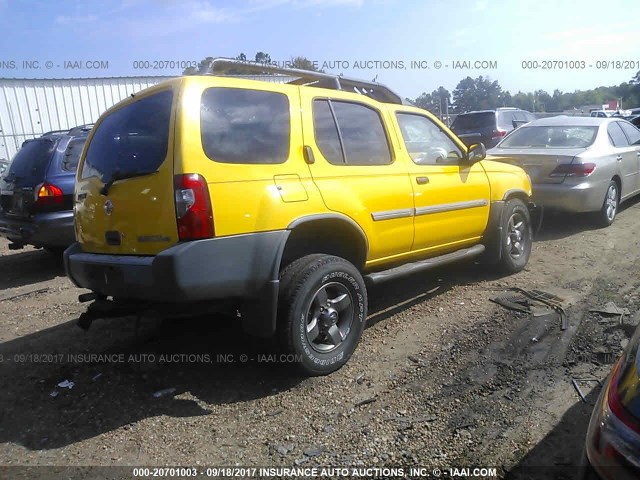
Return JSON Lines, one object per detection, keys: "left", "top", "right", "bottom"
{"left": 591, "top": 110, "right": 618, "bottom": 118}
{"left": 0, "top": 159, "right": 8, "bottom": 176}
{"left": 625, "top": 114, "right": 640, "bottom": 128}
{"left": 487, "top": 116, "right": 640, "bottom": 226}
{"left": 451, "top": 107, "right": 536, "bottom": 148}
{"left": 64, "top": 58, "right": 534, "bottom": 376}
{"left": 584, "top": 322, "right": 640, "bottom": 479}
{"left": 0, "top": 125, "right": 92, "bottom": 252}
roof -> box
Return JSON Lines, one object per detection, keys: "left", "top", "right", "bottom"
{"left": 528, "top": 115, "right": 611, "bottom": 126}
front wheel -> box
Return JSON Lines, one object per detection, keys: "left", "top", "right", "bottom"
{"left": 496, "top": 198, "right": 532, "bottom": 274}
{"left": 596, "top": 180, "right": 618, "bottom": 227}
{"left": 278, "top": 255, "right": 367, "bottom": 376}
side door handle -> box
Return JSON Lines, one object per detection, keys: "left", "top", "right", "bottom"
{"left": 416, "top": 176, "right": 429, "bottom": 185}
{"left": 616, "top": 155, "right": 623, "bottom": 162}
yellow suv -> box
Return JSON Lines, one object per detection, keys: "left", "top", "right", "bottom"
{"left": 64, "top": 59, "right": 534, "bottom": 375}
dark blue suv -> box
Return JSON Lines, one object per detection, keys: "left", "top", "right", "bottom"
{"left": 0, "top": 125, "right": 92, "bottom": 253}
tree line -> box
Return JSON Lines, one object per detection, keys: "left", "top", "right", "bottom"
{"left": 412, "top": 73, "right": 640, "bottom": 114}
{"left": 184, "top": 53, "right": 640, "bottom": 114}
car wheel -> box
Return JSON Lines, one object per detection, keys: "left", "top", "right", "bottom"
{"left": 597, "top": 180, "right": 619, "bottom": 227}
{"left": 278, "top": 254, "right": 367, "bottom": 376}
{"left": 496, "top": 198, "right": 532, "bottom": 274}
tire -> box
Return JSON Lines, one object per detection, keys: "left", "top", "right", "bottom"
{"left": 278, "top": 254, "right": 367, "bottom": 376}
{"left": 596, "top": 180, "right": 618, "bottom": 227}
{"left": 496, "top": 198, "right": 532, "bottom": 274}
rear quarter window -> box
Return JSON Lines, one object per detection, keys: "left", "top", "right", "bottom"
{"left": 200, "top": 88, "right": 290, "bottom": 164}
{"left": 61, "top": 138, "right": 87, "bottom": 172}
{"left": 81, "top": 89, "right": 173, "bottom": 181}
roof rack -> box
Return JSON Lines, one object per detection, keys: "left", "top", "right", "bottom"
{"left": 203, "top": 57, "right": 405, "bottom": 105}
{"left": 68, "top": 123, "right": 94, "bottom": 136}
{"left": 41, "top": 129, "right": 70, "bottom": 137}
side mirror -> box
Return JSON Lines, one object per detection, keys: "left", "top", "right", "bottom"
{"left": 467, "top": 143, "right": 486, "bottom": 163}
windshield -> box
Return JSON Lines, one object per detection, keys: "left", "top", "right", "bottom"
{"left": 452, "top": 112, "right": 495, "bottom": 130}
{"left": 81, "top": 90, "right": 173, "bottom": 181}
{"left": 5, "top": 138, "right": 55, "bottom": 180}
{"left": 497, "top": 125, "right": 598, "bottom": 148}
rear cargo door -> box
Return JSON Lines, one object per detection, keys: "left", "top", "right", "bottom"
{"left": 74, "top": 87, "right": 178, "bottom": 255}
{"left": 0, "top": 137, "right": 57, "bottom": 217}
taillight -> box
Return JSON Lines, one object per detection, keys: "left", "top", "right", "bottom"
{"left": 35, "top": 183, "right": 64, "bottom": 206}
{"left": 492, "top": 129, "right": 507, "bottom": 139}
{"left": 174, "top": 174, "right": 214, "bottom": 241}
{"left": 607, "top": 361, "right": 640, "bottom": 434}
{"left": 549, "top": 163, "right": 596, "bottom": 178}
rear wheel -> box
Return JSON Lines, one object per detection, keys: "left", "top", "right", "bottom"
{"left": 596, "top": 180, "right": 618, "bottom": 227}
{"left": 496, "top": 198, "right": 532, "bottom": 274}
{"left": 278, "top": 254, "right": 367, "bottom": 376}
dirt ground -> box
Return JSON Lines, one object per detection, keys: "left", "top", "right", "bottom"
{"left": 2, "top": 199, "right": 640, "bottom": 480}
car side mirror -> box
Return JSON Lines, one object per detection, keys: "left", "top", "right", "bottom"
{"left": 467, "top": 143, "right": 486, "bottom": 163}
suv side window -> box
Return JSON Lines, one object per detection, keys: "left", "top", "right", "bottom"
{"left": 498, "top": 111, "right": 515, "bottom": 129}
{"left": 313, "top": 99, "right": 392, "bottom": 166}
{"left": 61, "top": 138, "right": 86, "bottom": 172}
{"left": 396, "top": 112, "right": 464, "bottom": 165}
{"left": 608, "top": 122, "right": 629, "bottom": 147}
{"left": 201, "top": 88, "right": 290, "bottom": 164}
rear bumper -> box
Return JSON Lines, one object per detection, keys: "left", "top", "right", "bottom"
{"left": 64, "top": 230, "right": 289, "bottom": 303}
{"left": 532, "top": 179, "right": 609, "bottom": 213}
{"left": 0, "top": 210, "right": 75, "bottom": 248}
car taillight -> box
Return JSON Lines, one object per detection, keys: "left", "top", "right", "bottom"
{"left": 35, "top": 183, "right": 64, "bottom": 206}
{"left": 491, "top": 129, "right": 507, "bottom": 139}
{"left": 174, "top": 173, "right": 214, "bottom": 241}
{"left": 549, "top": 163, "right": 596, "bottom": 177}
{"left": 608, "top": 361, "right": 640, "bottom": 435}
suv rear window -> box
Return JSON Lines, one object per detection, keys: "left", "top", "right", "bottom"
{"left": 201, "top": 88, "right": 290, "bottom": 164}
{"left": 6, "top": 138, "right": 56, "bottom": 180}
{"left": 452, "top": 112, "right": 495, "bottom": 130}
{"left": 81, "top": 90, "right": 173, "bottom": 181}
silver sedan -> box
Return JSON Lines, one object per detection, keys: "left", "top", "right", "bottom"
{"left": 487, "top": 116, "right": 640, "bottom": 226}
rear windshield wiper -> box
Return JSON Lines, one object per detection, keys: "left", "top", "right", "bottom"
{"left": 100, "top": 169, "right": 158, "bottom": 196}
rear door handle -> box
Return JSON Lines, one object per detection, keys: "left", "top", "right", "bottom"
{"left": 416, "top": 176, "right": 429, "bottom": 185}
{"left": 616, "top": 155, "right": 623, "bottom": 162}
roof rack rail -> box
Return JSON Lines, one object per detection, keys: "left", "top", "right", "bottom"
{"left": 41, "top": 129, "right": 70, "bottom": 137}
{"left": 203, "top": 57, "right": 405, "bottom": 105}
{"left": 68, "top": 123, "right": 94, "bottom": 135}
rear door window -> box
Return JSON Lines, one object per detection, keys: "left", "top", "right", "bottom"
{"left": 608, "top": 122, "right": 629, "bottom": 147}
{"left": 313, "top": 99, "right": 392, "bottom": 166}
{"left": 201, "top": 88, "right": 290, "bottom": 164}
{"left": 619, "top": 122, "right": 640, "bottom": 145}
{"left": 81, "top": 89, "right": 173, "bottom": 181}
{"left": 498, "top": 111, "right": 516, "bottom": 129}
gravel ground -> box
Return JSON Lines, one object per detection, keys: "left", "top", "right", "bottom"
{"left": 2, "top": 199, "right": 640, "bottom": 479}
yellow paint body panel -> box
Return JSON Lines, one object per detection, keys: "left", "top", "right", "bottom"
{"left": 74, "top": 75, "right": 532, "bottom": 270}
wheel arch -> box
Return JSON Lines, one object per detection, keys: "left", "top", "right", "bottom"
{"left": 282, "top": 214, "right": 369, "bottom": 272}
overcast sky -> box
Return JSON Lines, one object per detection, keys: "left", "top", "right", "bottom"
{"left": 1, "top": 0, "right": 639, "bottom": 100}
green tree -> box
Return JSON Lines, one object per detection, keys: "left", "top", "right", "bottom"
{"left": 413, "top": 87, "right": 450, "bottom": 115}
{"left": 452, "top": 76, "right": 507, "bottom": 112}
